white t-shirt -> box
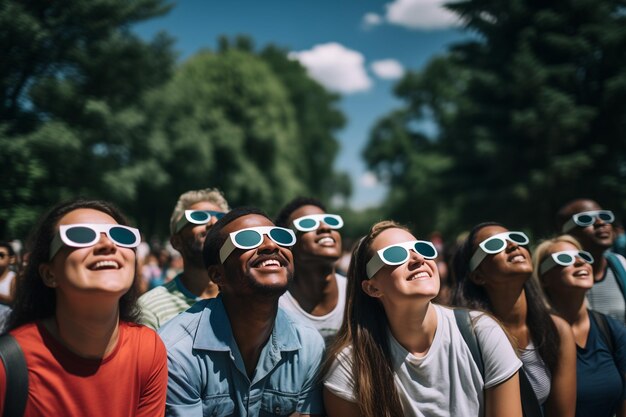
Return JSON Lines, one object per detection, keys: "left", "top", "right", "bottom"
{"left": 0, "top": 270, "right": 15, "bottom": 298}
{"left": 324, "top": 304, "right": 522, "bottom": 417}
{"left": 278, "top": 274, "right": 347, "bottom": 344}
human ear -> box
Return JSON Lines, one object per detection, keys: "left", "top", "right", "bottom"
{"left": 207, "top": 264, "right": 225, "bottom": 285}
{"left": 39, "top": 264, "right": 57, "bottom": 288}
{"left": 361, "top": 279, "right": 382, "bottom": 298}
{"left": 470, "top": 270, "right": 486, "bottom": 286}
{"left": 170, "top": 234, "right": 182, "bottom": 252}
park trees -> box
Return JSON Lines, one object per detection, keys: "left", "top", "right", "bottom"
{"left": 365, "top": 0, "right": 626, "bottom": 237}
{"left": 0, "top": 4, "right": 347, "bottom": 240}
{"left": 0, "top": 0, "right": 176, "bottom": 238}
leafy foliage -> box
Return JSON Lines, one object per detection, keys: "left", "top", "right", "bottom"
{"left": 364, "top": 0, "right": 626, "bottom": 238}
{"left": 0, "top": 8, "right": 347, "bottom": 240}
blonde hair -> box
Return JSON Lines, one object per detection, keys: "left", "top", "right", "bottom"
{"left": 532, "top": 234, "right": 583, "bottom": 283}
{"left": 169, "top": 188, "right": 230, "bottom": 235}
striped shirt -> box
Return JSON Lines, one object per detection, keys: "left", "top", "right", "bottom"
{"left": 586, "top": 253, "right": 626, "bottom": 324}
{"left": 520, "top": 341, "right": 551, "bottom": 405}
{"left": 138, "top": 274, "right": 200, "bottom": 330}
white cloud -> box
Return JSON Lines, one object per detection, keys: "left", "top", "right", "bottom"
{"left": 371, "top": 59, "right": 405, "bottom": 79}
{"left": 361, "top": 171, "right": 380, "bottom": 188}
{"left": 289, "top": 43, "right": 372, "bottom": 94}
{"left": 362, "top": 12, "right": 383, "bottom": 28}
{"left": 385, "top": 0, "right": 460, "bottom": 30}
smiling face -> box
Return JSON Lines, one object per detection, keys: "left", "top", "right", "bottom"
{"left": 217, "top": 214, "right": 294, "bottom": 298}
{"left": 172, "top": 201, "right": 225, "bottom": 258}
{"left": 40, "top": 208, "right": 136, "bottom": 297}
{"left": 363, "top": 227, "right": 439, "bottom": 304}
{"left": 565, "top": 200, "right": 614, "bottom": 250}
{"left": 288, "top": 205, "right": 342, "bottom": 263}
{"left": 471, "top": 225, "right": 532, "bottom": 285}
{"left": 541, "top": 241, "right": 594, "bottom": 295}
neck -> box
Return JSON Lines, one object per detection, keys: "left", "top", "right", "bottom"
{"left": 589, "top": 250, "right": 607, "bottom": 282}
{"left": 180, "top": 258, "right": 219, "bottom": 298}
{"left": 222, "top": 293, "right": 278, "bottom": 377}
{"left": 485, "top": 279, "right": 527, "bottom": 326}
{"left": 547, "top": 288, "right": 587, "bottom": 325}
{"left": 288, "top": 260, "right": 337, "bottom": 314}
{"left": 49, "top": 295, "right": 121, "bottom": 359}
{"left": 384, "top": 299, "right": 437, "bottom": 357}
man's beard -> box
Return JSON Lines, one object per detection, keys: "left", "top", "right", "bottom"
{"left": 242, "top": 268, "right": 293, "bottom": 299}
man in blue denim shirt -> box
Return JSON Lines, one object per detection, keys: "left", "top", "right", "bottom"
{"left": 159, "top": 207, "right": 325, "bottom": 416}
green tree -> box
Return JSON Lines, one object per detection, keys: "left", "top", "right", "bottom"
{"left": 365, "top": 0, "right": 626, "bottom": 238}
{"left": 0, "top": 0, "right": 176, "bottom": 239}
{"left": 142, "top": 48, "right": 308, "bottom": 226}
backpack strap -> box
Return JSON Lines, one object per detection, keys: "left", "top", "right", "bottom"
{"left": 604, "top": 252, "right": 626, "bottom": 299}
{"left": 453, "top": 308, "right": 543, "bottom": 417}
{"left": 0, "top": 334, "right": 28, "bottom": 417}
{"left": 453, "top": 308, "right": 484, "bottom": 376}
{"left": 589, "top": 309, "right": 614, "bottom": 355}
{"left": 518, "top": 367, "right": 544, "bottom": 417}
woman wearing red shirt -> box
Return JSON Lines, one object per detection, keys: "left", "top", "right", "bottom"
{"left": 0, "top": 199, "right": 167, "bottom": 417}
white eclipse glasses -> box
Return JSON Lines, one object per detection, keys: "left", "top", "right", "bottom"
{"left": 175, "top": 210, "right": 226, "bottom": 234}
{"left": 49, "top": 223, "right": 141, "bottom": 260}
{"left": 469, "top": 231, "right": 529, "bottom": 272}
{"left": 366, "top": 240, "right": 438, "bottom": 279}
{"left": 291, "top": 214, "right": 344, "bottom": 232}
{"left": 539, "top": 250, "right": 594, "bottom": 275}
{"left": 219, "top": 226, "right": 296, "bottom": 263}
{"left": 561, "top": 210, "right": 614, "bottom": 233}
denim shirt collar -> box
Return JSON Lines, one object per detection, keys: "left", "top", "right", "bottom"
{"left": 192, "top": 295, "right": 302, "bottom": 354}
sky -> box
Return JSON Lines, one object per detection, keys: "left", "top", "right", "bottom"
{"left": 133, "top": 0, "right": 468, "bottom": 210}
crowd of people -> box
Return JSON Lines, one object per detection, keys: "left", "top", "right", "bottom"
{"left": 0, "top": 188, "right": 624, "bottom": 417}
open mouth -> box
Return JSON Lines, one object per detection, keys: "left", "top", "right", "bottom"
{"left": 316, "top": 236, "right": 336, "bottom": 246}
{"left": 89, "top": 260, "right": 120, "bottom": 270}
{"left": 252, "top": 255, "right": 285, "bottom": 269}
{"left": 407, "top": 271, "right": 430, "bottom": 281}
{"left": 573, "top": 269, "right": 590, "bottom": 278}
{"left": 508, "top": 254, "right": 526, "bottom": 263}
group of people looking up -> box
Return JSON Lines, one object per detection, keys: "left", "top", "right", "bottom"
{"left": 0, "top": 189, "right": 624, "bottom": 417}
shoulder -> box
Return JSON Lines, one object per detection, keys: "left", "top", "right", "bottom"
{"left": 335, "top": 273, "right": 347, "bottom": 286}
{"left": 158, "top": 298, "right": 209, "bottom": 350}
{"left": 550, "top": 314, "right": 574, "bottom": 336}
{"left": 278, "top": 308, "right": 325, "bottom": 352}
{"left": 123, "top": 322, "right": 164, "bottom": 343}
{"left": 138, "top": 280, "right": 178, "bottom": 305}
{"left": 604, "top": 313, "right": 626, "bottom": 338}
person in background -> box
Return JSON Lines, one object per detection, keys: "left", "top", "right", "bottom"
{"left": 324, "top": 220, "right": 522, "bottom": 417}
{"left": 160, "top": 207, "right": 325, "bottom": 416}
{"left": 275, "top": 197, "right": 347, "bottom": 345}
{"left": 534, "top": 234, "right": 626, "bottom": 417}
{"left": 138, "top": 187, "right": 229, "bottom": 330}
{"left": 612, "top": 220, "right": 626, "bottom": 257}
{"left": 557, "top": 199, "right": 626, "bottom": 323}
{"left": 0, "top": 241, "right": 17, "bottom": 305}
{"left": 0, "top": 199, "right": 167, "bottom": 417}
{"left": 453, "top": 222, "right": 576, "bottom": 417}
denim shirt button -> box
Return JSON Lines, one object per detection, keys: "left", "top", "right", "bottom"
{"left": 274, "top": 406, "right": 281, "bottom": 414}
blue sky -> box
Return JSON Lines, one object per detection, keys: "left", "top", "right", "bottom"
{"left": 133, "top": 0, "right": 468, "bottom": 209}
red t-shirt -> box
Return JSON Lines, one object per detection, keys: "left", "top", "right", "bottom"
{"left": 0, "top": 321, "right": 167, "bottom": 417}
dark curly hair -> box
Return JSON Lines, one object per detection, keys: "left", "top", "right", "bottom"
{"left": 6, "top": 199, "right": 141, "bottom": 331}
{"left": 274, "top": 197, "right": 326, "bottom": 228}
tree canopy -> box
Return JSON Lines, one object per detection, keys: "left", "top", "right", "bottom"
{"left": 364, "top": 0, "right": 626, "bottom": 239}
{"left": 1, "top": 4, "right": 348, "bottom": 241}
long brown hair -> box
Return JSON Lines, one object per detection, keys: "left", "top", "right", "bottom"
{"left": 323, "top": 220, "right": 405, "bottom": 417}
{"left": 6, "top": 199, "right": 141, "bottom": 331}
